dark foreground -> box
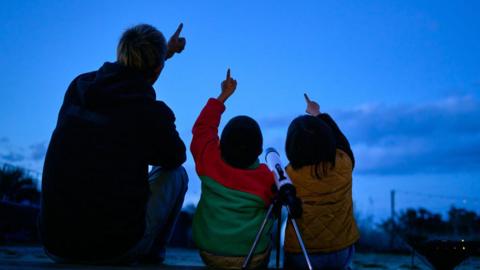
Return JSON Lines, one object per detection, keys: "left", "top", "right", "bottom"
{"left": 0, "top": 246, "right": 479, "bottom": 270}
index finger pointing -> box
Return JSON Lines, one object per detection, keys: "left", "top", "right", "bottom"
{"left": 304, "top": 93, "right": 311, "bottom": 103}
{"left": 226, "top": 68, "right": 231, "bottom": 80}
{"left": 173, "top": 23, "right": 184, "bottom": 37}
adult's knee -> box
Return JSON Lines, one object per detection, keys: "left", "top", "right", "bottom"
{"left": 149, "top": 165, "right": 189, "bottom": 194}
{"left": 171, "top": 165, "right": 189, "bottom": 191}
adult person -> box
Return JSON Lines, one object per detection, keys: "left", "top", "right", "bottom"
{"left": 40, "top": 23, "right": 188, "bottom": 265}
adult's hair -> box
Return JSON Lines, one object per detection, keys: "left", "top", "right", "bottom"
{"left": 285, "top": 115, "right": 336, "bottom": 178}
{"left": 220, "top": 116, "right": 263, "bottom": 169}
{"left": 117, "top": 24, "right": 167, "bottom": 77}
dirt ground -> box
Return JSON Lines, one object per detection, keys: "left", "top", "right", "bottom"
{"left": 0, "top": 246, "right": 479, "bottom": 269}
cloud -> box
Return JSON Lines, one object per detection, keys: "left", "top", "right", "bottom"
{"left": 1, "top": 151, "right": 25, "bottom": 162}
{"left": 338, "top": 95, "right": 480, "bottom": 174}
{"left": 337, "top": 95, "right": 480, "bottom": 143}
{"left": 29, "top": 142, "right": 47, "bottom": 161}
{"left": 0, "top": 139, "right": 46, "bottom": 172}
{"left": 258, "top": 94, "right": 480, "bottom": 175}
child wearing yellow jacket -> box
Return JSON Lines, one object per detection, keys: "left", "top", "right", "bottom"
{"left": 283, "top": 94, "right": 359, "bottom": 270}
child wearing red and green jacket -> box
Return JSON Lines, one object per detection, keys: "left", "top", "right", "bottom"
{"left": 191, "top": 69, "right": 275, "bottom": 269}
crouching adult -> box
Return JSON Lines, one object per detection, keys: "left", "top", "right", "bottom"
{"left": 40, "top": 24, "right": 188, "bottom": 265}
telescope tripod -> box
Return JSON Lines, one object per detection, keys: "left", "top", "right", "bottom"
{"left": 242, "top": 197, "right": 313, "bottom": 270}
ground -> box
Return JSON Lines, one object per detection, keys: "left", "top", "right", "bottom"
{"left": 0, "top": 246, "right": 479, "bottom": 269}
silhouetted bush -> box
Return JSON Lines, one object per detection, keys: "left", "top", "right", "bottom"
{"left": 0, "top": 164, "right": 40, "bottom": 205}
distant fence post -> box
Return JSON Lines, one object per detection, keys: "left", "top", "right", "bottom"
{"left": 390, "top": 189, "right": 396, "bottom": 249}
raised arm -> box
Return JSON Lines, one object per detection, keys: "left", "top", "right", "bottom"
{"left": 190, "top": 69, "right": 237, "bottom": 171}
{"left": 304, "top": 93, "right": 355, "bottom": 167}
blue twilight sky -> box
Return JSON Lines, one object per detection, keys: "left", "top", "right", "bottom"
{"left": 1, "top": 0, "right": 479, "bottom": 221}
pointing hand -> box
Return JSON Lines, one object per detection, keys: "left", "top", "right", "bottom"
{"left": 218, "top": 68, "right": 238, "bottom": 103}
{"left": 166, "top": 23, "right": 186, "bottom": 59}
{"left": 304, "top": 93, "right": 320, "bottom": 116}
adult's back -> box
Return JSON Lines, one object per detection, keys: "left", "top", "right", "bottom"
{"left": 40, "top": 24, "right": 187, "bottom": 262}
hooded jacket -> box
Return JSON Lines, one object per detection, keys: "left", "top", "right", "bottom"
{"left": 40, "top": 62, "right": 186, "bottom": 261}
{"left": 284, "top": 113, "right": 359, "bottom": 253}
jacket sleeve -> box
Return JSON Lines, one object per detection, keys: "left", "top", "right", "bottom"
{"left": 190, "top": 98, "right": 225, "bottom": 174}
{"left": 146, "top": 102, "right": 186, "bottom": 169}
{"left": 317, "top": 113, "right": 355, "bottom": 168}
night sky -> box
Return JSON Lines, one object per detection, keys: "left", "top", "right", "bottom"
{"left": 1, "top": 0, "right": 479, "bottom": 221}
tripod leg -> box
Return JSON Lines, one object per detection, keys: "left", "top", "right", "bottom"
{"left": 286, "top": 206, "right": 313, "bottom": 270}
{"left": 242, "top": 203, "right": 275, "bottom": 270}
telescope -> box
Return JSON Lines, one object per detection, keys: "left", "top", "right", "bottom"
{"left": 265, "top": 147, "right": 292, "bottom": 189}
{"left": 242, "top": 147, "right": 312, "bottom": 270}
{"left": 264, "top": 148, "right": 300, "bottom": 217}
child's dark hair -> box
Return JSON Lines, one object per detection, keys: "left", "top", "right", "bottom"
{"left": 220, "top": 116, "right": 263, "bottom": 169}
{"left": 285, "top": 115, "right": 336, "bottom": 178}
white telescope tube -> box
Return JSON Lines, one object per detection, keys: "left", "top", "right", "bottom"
{"left": 265, "top": 147, "right": 293, "bottom": 189}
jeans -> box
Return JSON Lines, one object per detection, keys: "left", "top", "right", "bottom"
{"left": 46, "top": 165, "right": 188, "bottom": 265}
{"left": 284, "top": 245, "right": 355, "bottom": 270}
{"left": 123, "top": 166, "right": 189, "bottom": 263}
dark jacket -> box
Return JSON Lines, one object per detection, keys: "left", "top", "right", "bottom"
{"left": 40, "top": 62, "right": 186, "bottom": 261}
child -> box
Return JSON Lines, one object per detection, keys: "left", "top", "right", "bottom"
{"left": 191, "top": 69, "right": 275, "bottom": 269}
{"left": 283, "top": 94, "right": 359, "bottom": 270}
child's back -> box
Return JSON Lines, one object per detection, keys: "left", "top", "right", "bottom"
{"left": 190, "top": 70, "right": 274, "bottom": 269}
{"left": 283, "top": 94, "right": 359, "bottom": 270}
{"left": 285, "top": 148, "right": 358, "bottom": 253}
